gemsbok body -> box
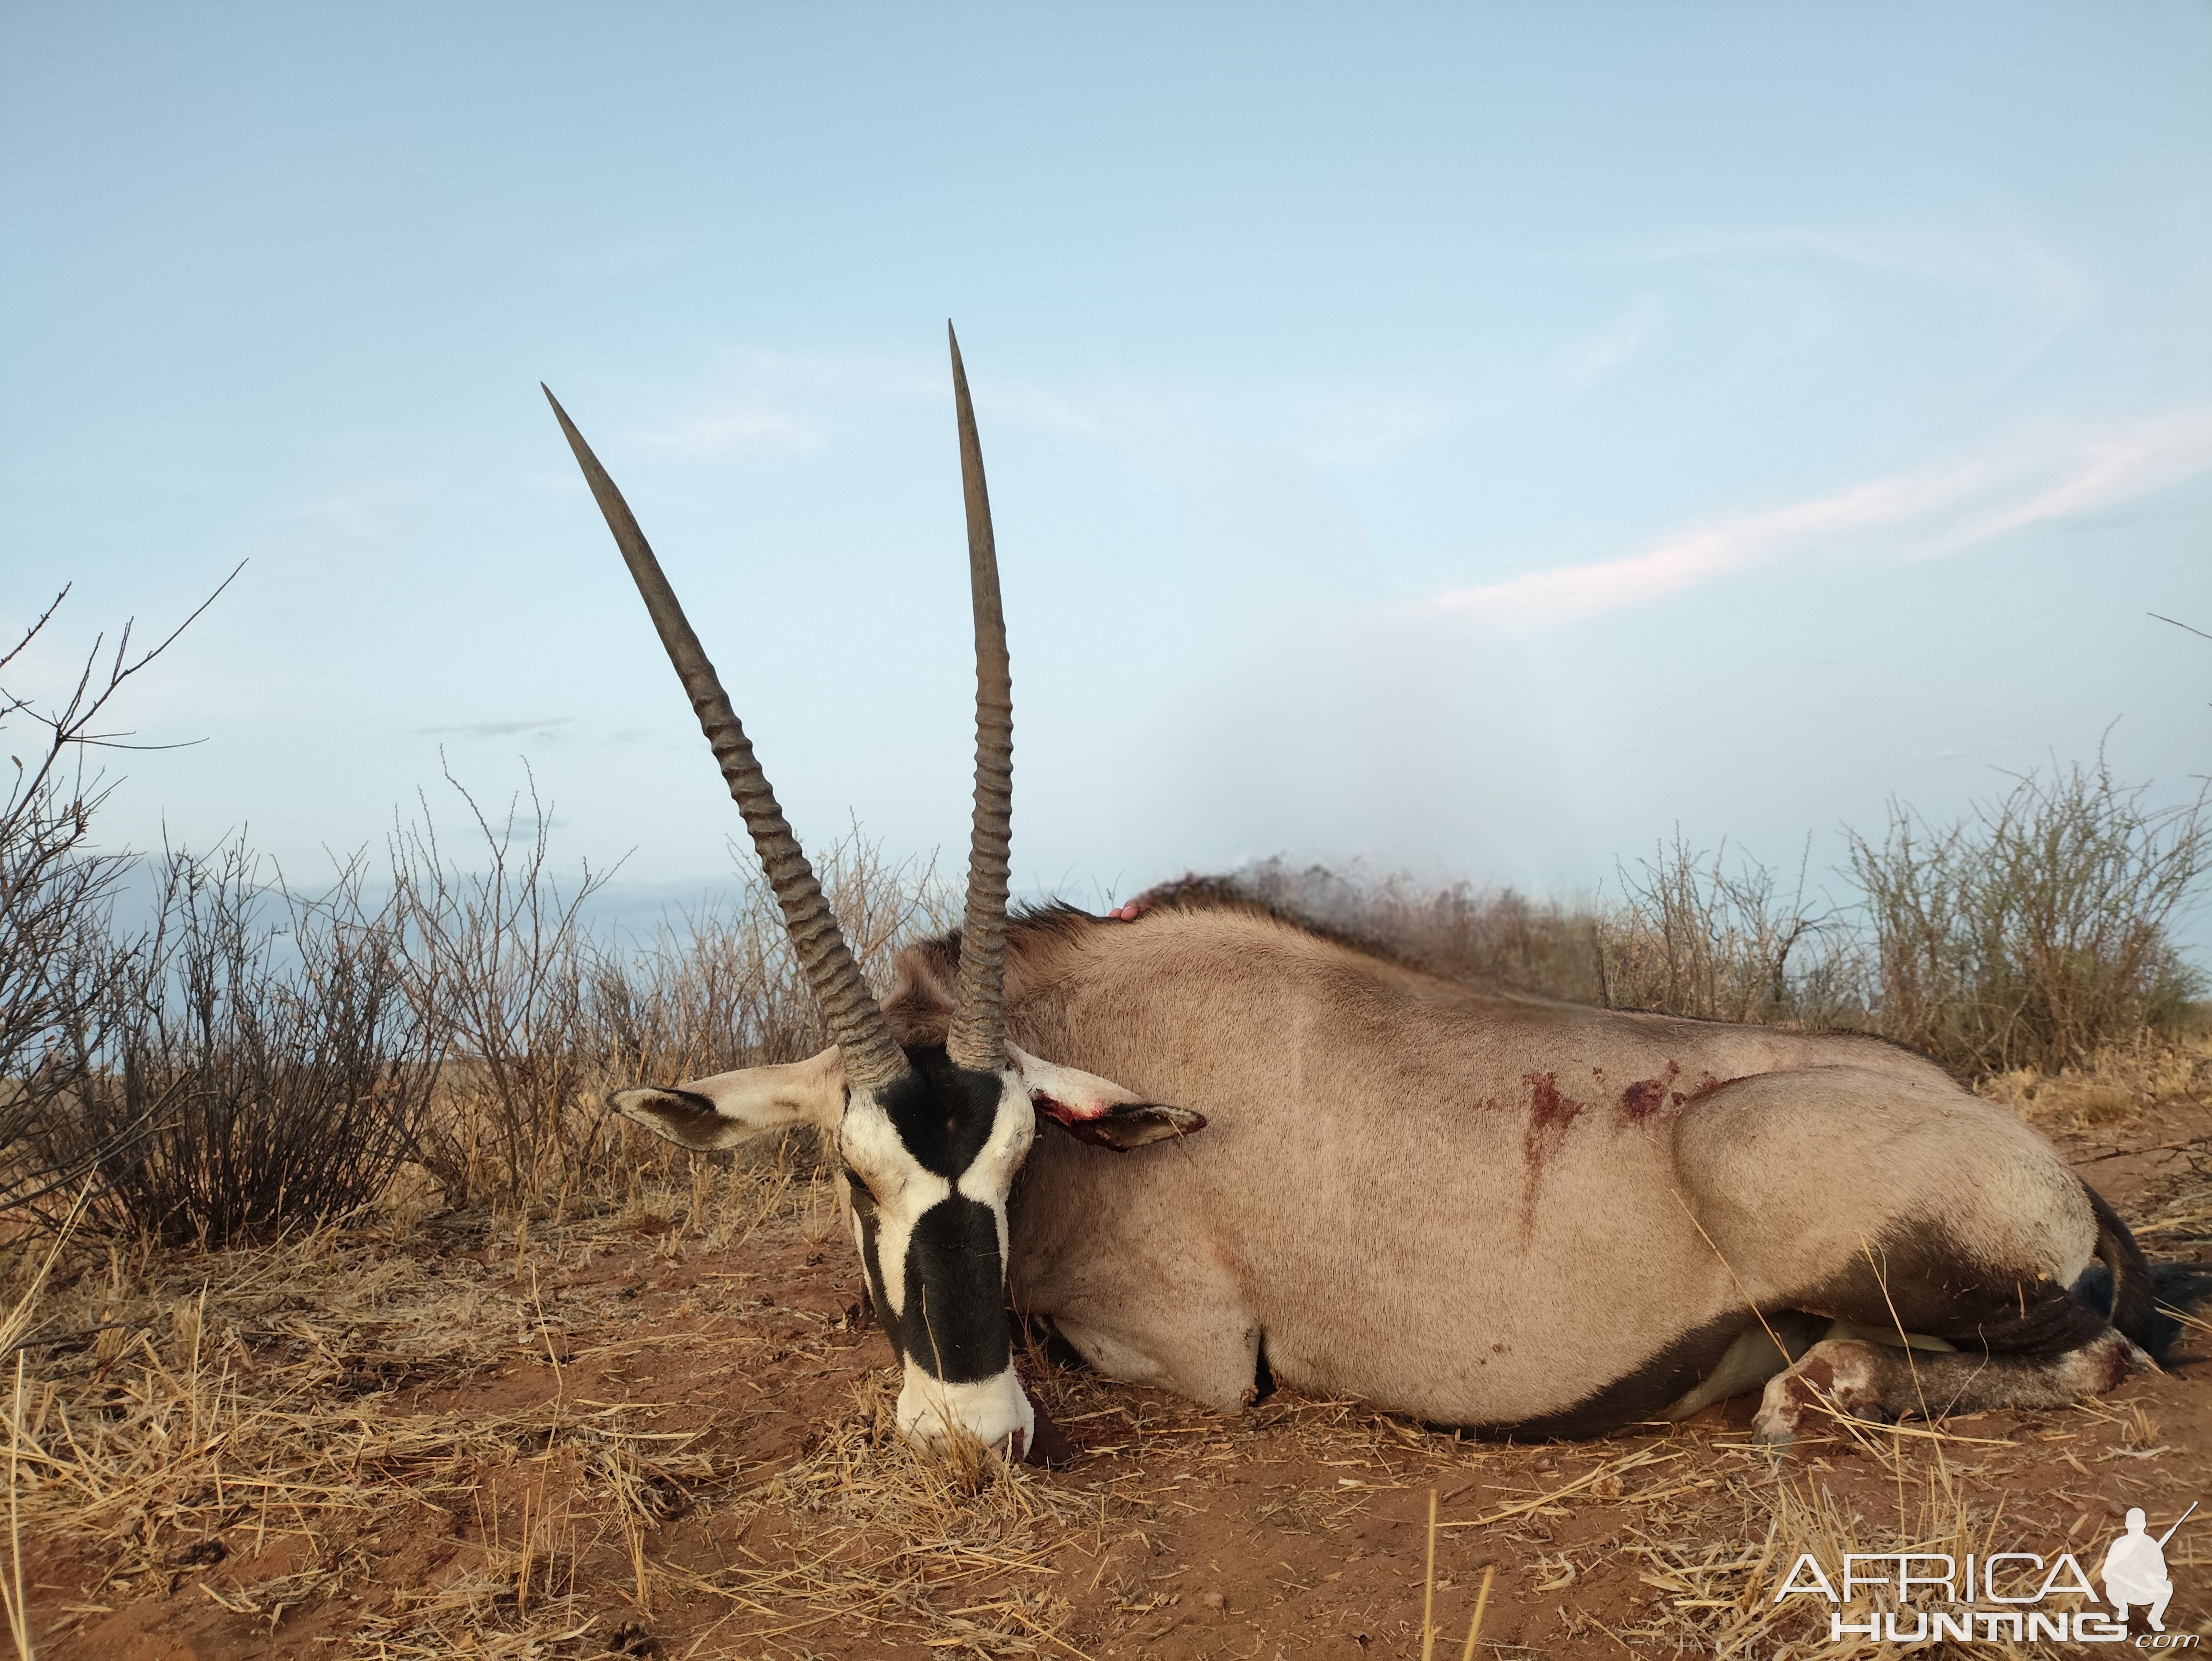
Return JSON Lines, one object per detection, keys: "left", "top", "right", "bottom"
{"left": 547, "top": 330, "right": 2166, "bottom": 1462}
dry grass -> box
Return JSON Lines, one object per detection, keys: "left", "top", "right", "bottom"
{"left": 4, "top": 1155, "right": 1189, "bottom": 1658}
{"left": 5, "top": 1147, "right": 2209, "bottom": 1658}
{"left": 1, "top": 1192, "right": 753, "bottom": 1657}
{"left": 1979, "top": 1030, "right": 2212, "bottom": 1128}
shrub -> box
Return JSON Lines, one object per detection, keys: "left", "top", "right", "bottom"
{"left": 0, "top": 583, "right": 228, "bottom": 1218}
{"left": 36, "top": 841, "right": 440, "bottom": 1244}
{"left": 387, "top": 771, "right": 608, "bottom": 1210}
{"left": 1200, "top": 757, "right": 2205, "bottom": 1076}
{"left": 386, "top": 766, "right": 959, "bottom": 1215}
{"left": 1599, "top": 835, "right": 1865, "bottom": 1028}
{"left": 1849, "top": 757, "right": 2208, "bottom": 1074}
{"left": 1196, "top": 842, "right": 1865, "bottom": 1030}
{"left": 1217, "top": 858, "right": 1608, "bottom": 1002}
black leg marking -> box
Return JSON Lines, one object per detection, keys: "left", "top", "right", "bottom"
{"left": 1023, "top": 1313, "right": 1092, "bottom": 1373}
{"left": 1791, "top": 1219, "right": 2112, "bottom": 1357}
{"left": 1496, "top": 1311, "right": 1761, "bottom": 1440}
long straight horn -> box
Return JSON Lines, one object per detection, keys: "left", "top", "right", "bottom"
{"left": 543, "top": 384, "right": 910, "bottom": 1089}
{"left": 942, "top": 324, "right": 1012, "bottom": 1074}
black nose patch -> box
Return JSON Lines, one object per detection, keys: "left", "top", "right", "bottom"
{"left": 859, "top": 1194, "right": 1009, "bottom": 1384}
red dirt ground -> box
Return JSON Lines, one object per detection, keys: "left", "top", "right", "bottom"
{"left": 25, "top": 1103, "right": 2212, "bottom": 1661}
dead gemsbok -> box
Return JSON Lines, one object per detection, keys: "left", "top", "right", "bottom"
{"left": 545, "top": 329, "right": 2168, "bottom": 1463}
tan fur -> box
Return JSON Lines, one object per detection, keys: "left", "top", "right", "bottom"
{"left": 885, "top": 904, "right": 2124, "bottom": 1433}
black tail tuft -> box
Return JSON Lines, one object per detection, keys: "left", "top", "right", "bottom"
{"left": 2072, "top": 1182, "right": 2211, "bottom": 1363}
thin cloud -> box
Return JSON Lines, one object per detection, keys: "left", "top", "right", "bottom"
{"left": 1425, "top": 409, "right": 2212, "bottom": 631}
{"left": 988, "top": 374, "right": 1447, "bottom": 466}
{"left": 273, "top": 478, "right": 437, "bottom": 538}
{"left": 561, "top": 241, "right": 686, "bottom": 277}
{"left": 1637, "top": 224, "right": 2085, "bottom": 321}
{"left": 1544, "top": 296, "right": 1662, "bottom": 393}
{"left": 1919, "top": 408, "right": 2212, "bottom": 555}
{"left": 627, "top": 347, "right": 937, "bottom": 458}
{"left": 1632, "top": 224, "right": 2087, "bottom": 394}
{"left": 639, "top": 404, "right": 821, "bottom": 457}
{"left": 413, "top": 716, "right": 578, "bottom": 739}
{"left": 1428, "top": 467, "right": 1985, "bottom": 630}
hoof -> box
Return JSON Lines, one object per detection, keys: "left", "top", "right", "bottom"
{"left": 1750, "top": 1406, "right": 1802, "bottom": 1449}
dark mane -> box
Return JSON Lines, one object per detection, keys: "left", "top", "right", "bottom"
{"left": 902, "top": 902, "right": 1109, "bottom": 975}
{"left": 1025, "top": 880, "right": 1471, "bottom": 987}
{"left": 1115, "top": 875, "right": 1466, "bottom": 983}
{"left": 884, "top": 907, "right": 1112, "bottom": 1041}
{"left": 887, "top": 877, "right": 1538, "bottom": 1045}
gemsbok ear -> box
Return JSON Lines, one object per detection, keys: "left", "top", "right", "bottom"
{"left": 610, "top": 1047, "right": 847, "bottom": 1151}
{"left": 1007, "top": 1042, "right": 1206, "bottom": 1152}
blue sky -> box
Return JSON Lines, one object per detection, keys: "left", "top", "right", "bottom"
{"left": 3, "top": 5, "right": 2208, "bottom": 944}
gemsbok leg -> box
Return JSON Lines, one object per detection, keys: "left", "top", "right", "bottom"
{"left": 1750, "top": 1326, "right": 2141, "bottom": 1442}
{"left": 1670, "top": 1067, "right": 2155, "bottom": 1444}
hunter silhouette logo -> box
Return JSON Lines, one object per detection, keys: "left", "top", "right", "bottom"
{"left": 2102, "top": 1503, "right": 2193, "bottom": 1633}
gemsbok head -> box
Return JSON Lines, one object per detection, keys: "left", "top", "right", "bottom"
{"left": 543, "top": 328, "right": 1198, "bottom": 1464}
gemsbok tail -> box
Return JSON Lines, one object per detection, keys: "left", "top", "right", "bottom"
{"left": 2074, "top": 1180, "right": 2212, "bottom": 1362}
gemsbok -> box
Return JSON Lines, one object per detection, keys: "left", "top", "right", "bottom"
{"left": 545, "top": 328, "right": 2169, "bottom": 1465}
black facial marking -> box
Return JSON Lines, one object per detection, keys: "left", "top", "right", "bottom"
{"left": 1033, "top": 1315, "right": 1092, "bottom": 1373}
{"left": 1043, "top": 1099, "right": 1208, "bottom": 1152}
{"left": 846, "top": 1173, "right": 902, "bottom": 1364}
{"left": 878, "top": 1045, "right": 1007, "bottom": 1178}
{"left": 892, "top": 1196, "right": 1012, "bottom": 1383}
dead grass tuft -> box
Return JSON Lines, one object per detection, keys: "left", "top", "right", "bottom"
{"left": 1979, "top": 1030, "right": 2212, "bottom": 1128}
{"left": 0, "top": 1186, "right": 753, "bottom": 1656}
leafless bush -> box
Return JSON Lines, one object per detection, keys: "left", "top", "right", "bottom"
{"left": 579, "top": 832, "right": 957, "bottom": 1188}
{"left": 33, "top": 839, "right": 439, "bottom": 1243}
{"left": 0, "top": 770, "right": 125, "bottom": 1214}
{"left": 1200, "top": 847, "right": 1862, "bottom": 1028}
{"left": 1219, "top": 761, "right": 2204, "bottom": 1073}
{"left": 1223, "top": 858, "right": 1609, "bottom": 1001}
{"left": 589, "top": 829, "right": 955, "bottom": 1087}
{"left": 1851, "top": 757, "right": 2208, "bottom": 1074}
{"left": 0, "top": 581, "right": 231, "bottom": 1217}
{"left": 388, "top": 765, "right": 959, "bottom": 1215}
{"left": 388, "top": 768, "right": 608, "bottom": 1209}
{"left": 1599, "top": 834, "right": 1866, "bottom": 1028}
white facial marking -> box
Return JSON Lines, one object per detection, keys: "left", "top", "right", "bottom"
{"left": 896, "top": 1361, "right": 1035, "bottom": 1462}
{"left": 1007, "top": 1042, "right": 1145, "bottom": 1119}
{"left": 955, "top": 1076, "right": 1035, "bottom": 1263}
{"left": 838, "top": 1095, "right": 951, "bottom": 1319}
